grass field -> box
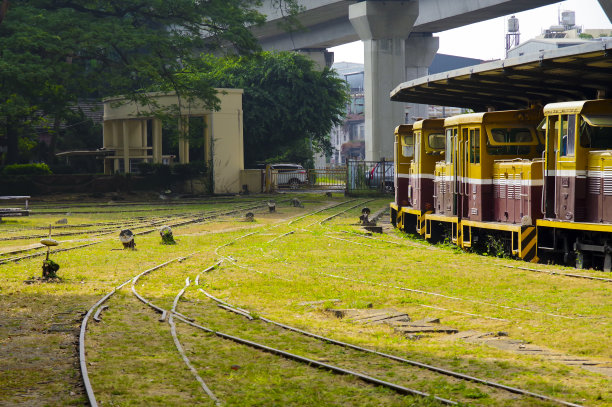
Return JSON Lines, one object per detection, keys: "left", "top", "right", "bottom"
{"left": 1, "top": 193, "right": 610, "bottom": 406}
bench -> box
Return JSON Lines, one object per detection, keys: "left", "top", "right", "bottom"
{"left": 0, "top": 196, "right": 30, "bottom": 222}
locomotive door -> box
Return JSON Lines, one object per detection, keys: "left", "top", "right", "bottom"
{"left": 413, "top": 131, "right": 422, "bottom": 209}
{"left": 443, "top": 127, "right": 458, "bottom": 216}
{"left": 467, "top": 128, "right": 481, "bottom": 220}
{"left": 460, "top": 128, "right": 470, "bottom": 219}
{"left": 543, "top": 115, "right": 558, "bottom": 218}
{"left": 555, "top": 114, "right": 577, "bottom": 221}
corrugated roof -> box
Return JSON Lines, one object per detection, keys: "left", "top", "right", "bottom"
{"left": 391, "top": 40, "right": 612, "bottom": 112}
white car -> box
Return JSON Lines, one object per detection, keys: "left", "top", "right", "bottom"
{"left": 270, "top": 164, "right": 308, "bottom": 188}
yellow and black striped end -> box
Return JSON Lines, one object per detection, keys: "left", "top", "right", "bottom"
{"left": 519, "top": 226, "right": 538, "bottom": 263}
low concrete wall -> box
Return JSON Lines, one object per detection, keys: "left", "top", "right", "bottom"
{"left": 240, "top": 169, "right": 263, "bottom": 194}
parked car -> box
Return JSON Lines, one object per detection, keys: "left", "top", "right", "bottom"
{"left": 366, "top": 161, "right": 394, "bottom": 192}
{"left": 270, "top": 163, "right": 308, "bottom": 188}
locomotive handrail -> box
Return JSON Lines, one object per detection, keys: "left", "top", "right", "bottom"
{"left": 464, "top": 140, "right": 469, "bottom": 196}
{"left": 541, "top": 151, "right": 546, "bottom": 216}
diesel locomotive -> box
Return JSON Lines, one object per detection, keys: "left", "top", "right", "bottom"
{"left": 390, "top": 99, "right": 612, "bottom": 271}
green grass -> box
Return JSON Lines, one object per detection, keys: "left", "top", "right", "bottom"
{"left": 1, "top": 194, "right": 610, "bottom": 406}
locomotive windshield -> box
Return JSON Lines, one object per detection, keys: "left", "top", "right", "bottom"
{"left": 580, "top": 115, "right": 612, "bottom": 149}
{"left": 486, "top": 127, "right": 534, "bottom": 155}
{"left": 428, "top": 133, "right": 445, "bottom": 149}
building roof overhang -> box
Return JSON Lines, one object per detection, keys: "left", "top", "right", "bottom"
{"left": 390, "top": 40, "right": 612, "bottom": 112}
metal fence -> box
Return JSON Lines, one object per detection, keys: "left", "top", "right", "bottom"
{"left": 307, "top": 168, "right": 346, "bottom": 190}
{"left": 345, "top": 159, "right": 394, "bottom": 195}
{"left": 265, "top": 161, "right": 393, "bottom": 194}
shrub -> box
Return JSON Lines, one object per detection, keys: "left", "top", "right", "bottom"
{"left": 173, "top": 161, "right": 206, "bottom": 178}
{"left": 1, "top": 163, "right": 52, "bottom": 175}
{"left": 152, "top": 164, "right": 171, "bottom": 177}
{"left": 137, "top": 162, "right": 154, "bottom": 175}
{"left": 49, "top": 164, "right": 75, "bottom": 174}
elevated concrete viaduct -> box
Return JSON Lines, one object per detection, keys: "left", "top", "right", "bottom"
{"left": 254, "top": 0, "right": 612, "bottom": 161}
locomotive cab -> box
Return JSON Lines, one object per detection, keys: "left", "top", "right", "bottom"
{"left": 391, "top": 120, "right": 444, "bottom": 233}
{"left": 390, "top": 124, "right": 413, "bottom": 227}
{"left": 538, "top": 99, "right": 612, "bottom": 270}
{"left": 429, "top": 108, "right": 543, "bottom": 256}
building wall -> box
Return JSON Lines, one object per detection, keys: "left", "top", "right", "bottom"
{"left": 210, "top": 91, "right": 245, "bottom": 194}
{"left": 102, "top": 89, "right": 244, "bottom": 194}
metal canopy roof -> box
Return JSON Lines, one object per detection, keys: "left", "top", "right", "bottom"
{"left": 391, "top": 40, "right": 612, "bottom": 112}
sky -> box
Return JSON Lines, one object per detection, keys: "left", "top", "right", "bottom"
{"left": 329, "top": 0, "right": 612, "bottom": 63}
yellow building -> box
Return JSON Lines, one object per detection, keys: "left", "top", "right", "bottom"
{"left": 102, "top": 89, "right": 244, "bottom": 194}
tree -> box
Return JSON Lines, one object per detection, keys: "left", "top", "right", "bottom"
{"left": 0, "top": 0, "right": 271, "bottom": 164}
{"left": 181, "top": 52, "right": 349, "bottom": 168}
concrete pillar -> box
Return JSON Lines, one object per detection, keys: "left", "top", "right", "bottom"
{"left": 405, "top": 33, "right": 439, "bottom": 122}
{"left": 178, "top": 116, "right": 189, "bottom": 164}
{"left": 204, "top": 115, "right": 211, "bottom": 163}
{"left": 140, "top": 119, "right": 147, "bottom": 154}
{"left": 349, "top": 0, "right": 419, "bottom": 161}
{"left": 598, "top": 0, "right": 612, "bottom": 23}
{"left": 112, "top": 120, "right": 121, "bottom": 173}
{"left": 296, "top": 48, "right": 334, "bottom": 70}
{"left": 122, "top": 121, "right": 130, "bottom": 173}
{"left": 152, "top": 118, "right": 162, "bottom": 164}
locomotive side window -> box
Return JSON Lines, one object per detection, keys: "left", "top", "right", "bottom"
{"left": 414, "top": 131, "right": 421, "bottom": 164}
{"left": 445, "top": 129, "right": 453, "bottom": 164}
{"left": 560, "top": 114, "right": 576, "bottom": 157}
{"left": 402, "top": 134, "right": 414, "bottom": 157}
{"left": 579, "top": 115, "right": 612, "bottom": 149}
{"left": 486, "top": 127, "right": 533, "bottom": 155}
{"left": 469, "top": 129, "right": 480, "bottom": 164}
{"left": 428, "top": 133, "right": 445, "bottom": 150}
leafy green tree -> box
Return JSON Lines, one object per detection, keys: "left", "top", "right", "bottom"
{"left": 0, "top": 0, "right": 272, "bottom": 164}
{"left": 181, "top": 52, "right": 349, "bottom": 168}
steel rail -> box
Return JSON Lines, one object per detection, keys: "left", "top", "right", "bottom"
{"left": 169, "top": 278, "right": 221, "bottom": 405}
{"left": 315, "top": 199, "right": 376, "bottom": 227}
{"left": 499, "top": 263, "right": 612, "bottom": 283}
{"left": 195, "top": 262, "right": 222, "bottom": 286}
{"left": 339, "top": 230, "right": 434, "bottom": 250}
{"left": 200, "top": 290, "right": 582, "bottom": 407}
{"left": 79, "top": 277, "right": 133, "bottom": 407}
{"left": 173, "top": 314, "right": 457, "bottom": 405}
{"left": 2, "top": 203, "right": 269, "bottom": 265}
{"left": 261, "top": 244, "right": 508, "bottom": 322}
{"left": 0, "top": 215, "right": 185, "bottom": 241}
{"left": 324, "top": 234, "right": 374, "bottom": 247}
{"left": 130, "top": 253, "right": 457, "bottom": 405}
{"left": 5, "top": 200, "right": 267, "bottom": 241}
{"left": 0, "top": 241, "right": 104, "bottom": 265}
{"left": 31, "top": 197, "right": 266, "bottom": 211}
{"left": 286, "top": 199, "right": 358, "bottom": 225}
{"left": 316, "top": 270, "right": 580, "bottom": 320}
{"left": 72, "top": 201, "right": 354, "bottom": 407}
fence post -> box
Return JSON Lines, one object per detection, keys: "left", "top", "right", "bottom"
{"left": 345, "top": 158, "right": 349, "bottom": 196}
{"left": 265, "top": 164, "right": 271, "bottom": 193}
{"left": 381, "top": 159, "right": 386, "bottom": 193}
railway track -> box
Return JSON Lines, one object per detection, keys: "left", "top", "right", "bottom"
{"left": 68, "top": 199, "right": 601, "bottom": 405}
{"left": 0, "top": 201, "right": 273, "bottom": 265}
{"left": 80, "top": 226, "right": 581, "bottom": 406}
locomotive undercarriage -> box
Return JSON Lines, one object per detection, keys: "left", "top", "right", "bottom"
{"left": 537, "top": 226, "right": 612, "bottom": 271}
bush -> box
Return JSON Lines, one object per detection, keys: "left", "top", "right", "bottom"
{"left": 49, "top": 164, "right": 75, "bottom": 174}
{"left": 172, "top": 161, "right": 206, "bottom": 178}
{"left": 137, "top": 162, "right": 154, "bottom": 175}
{"left": 152, "top": 164, "right": 171, "bottom": 177}
{"left": 1, "top": 163, "right": 52, "bottom": 175}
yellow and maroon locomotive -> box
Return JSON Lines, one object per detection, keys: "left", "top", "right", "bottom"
{"left": 391, "top": 98, "right": 612, "bottom": 271}
{"left": 391, "top": 119, "right": 444, "bottom": 234}
{"left": 537, "top": 99, "right": 612, "bottom": 270}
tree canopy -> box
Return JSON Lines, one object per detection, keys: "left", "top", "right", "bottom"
{"left": 181, "top": 52, "right": 349, "bottom": 168}
{"left": 0, "top": 0, "right": 270, "bottom": 164}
